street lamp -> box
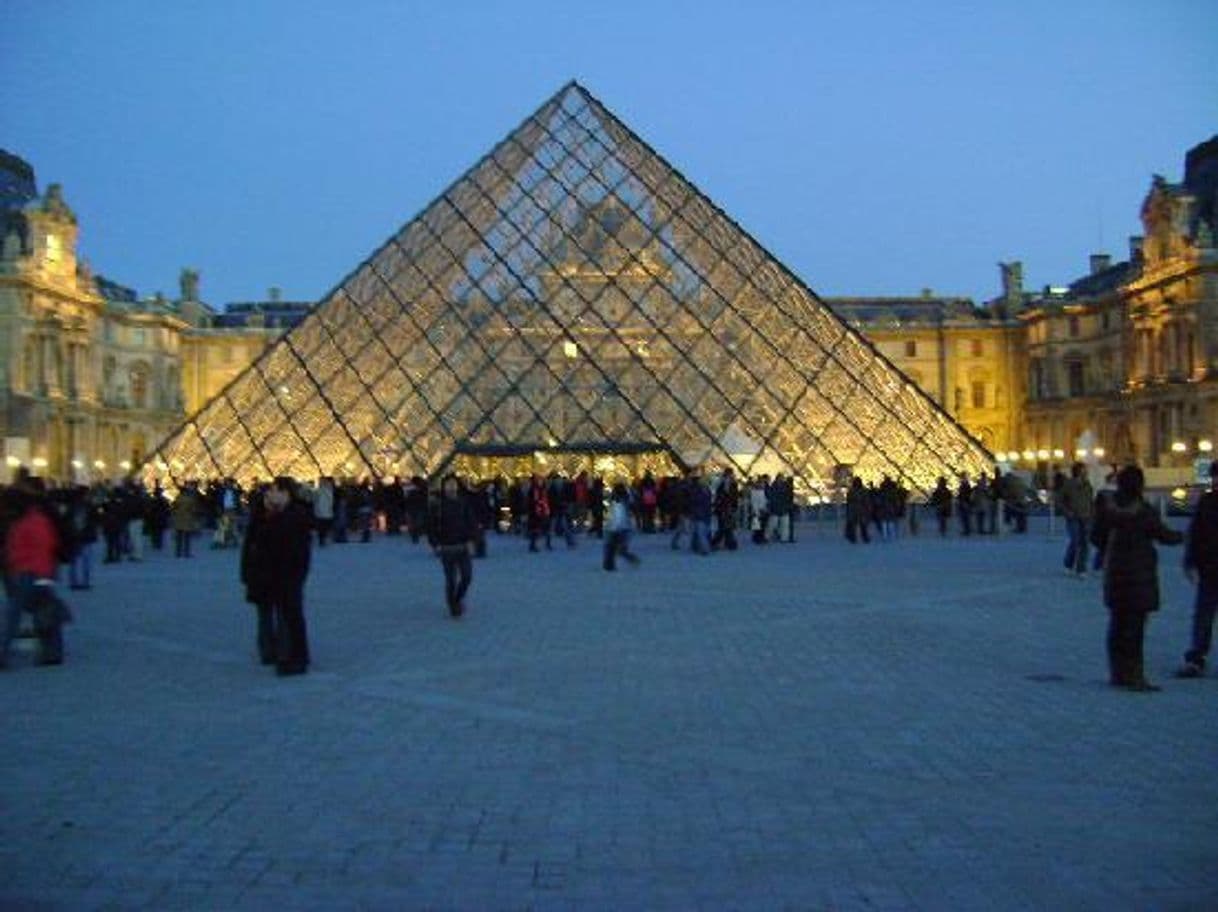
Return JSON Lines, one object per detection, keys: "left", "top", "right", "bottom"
{"left": 1171, "top": 440, "right": 1188, "bottom": 454}
{"left": 1052, "top": 448, "right": 1065, "bottom": 460}
{"left": 1022, "top": 450, "right": 1035, "bottom": 461}
{"left": 1199, "top": 439, "right": 1214, "bottom": 453}
{"left": 1093, "top": 447, "right": 1106, "bottom": 459}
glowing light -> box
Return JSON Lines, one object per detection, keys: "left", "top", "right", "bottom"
{"left": 562, "top": 341, "right": 578, "bottom": 359}
{"left": 1171, "top": 441, "right": 1188, "bottom": 454}
{"left": 119, "top": 460, "right": 132, "bottom": 471}
{"left": 1093, "top": 447, "right": 1105, "bottom": 458}
{"left": 1075, "top": 448, "right": 1088, "bottom": 459}
{"left": 547, "top": 437, "right": 558, "bottom": 448}
{"left": 1036, "top": 449, "right": 1050, "bottom": 461}
{"left": 71, "top": 459, "right": 84, "bottom": 470}
{"left": 94, "top": 460, "right": 106, "bottom": 470}
{"left": 31, "top": 457, "right": 48, "bottom": 469}
{"left": 1052, "top": 449, "right": 1065, "bottom": 460}
{"left": 5, "top": 456, "right": 21, "bottom": 468}
{"left": 1021, "top": 450, "right": 1035, "bottom": 461}
{"left": 1199, "top": 440, "right": 1213, "bottom": 453}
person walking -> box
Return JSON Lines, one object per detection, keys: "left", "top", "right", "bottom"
{"left": 2, "top": 486, "right": 65, "bottom": 668}
{"left": 428, "top": 475, "right": 477, "bottom": 618}
{"left": 956, "top": 475, "right": 973, "bottom": 536}
{"left": 172, "top": 482, "right": 202, "bottom": 557}
{"left": 710, "top": 468, "right": 740, "bottom": 551}
{"left": 313, "top": 477, "right": 335, "bottom": 546}
{"left": 603, "top": 483, "right": 640, "bottom": 571}
{"left": 930, "top": 476, "right": 953, "bottom": 537}
{"left": 688, "top": 469, "right": 712, "bottom": 555}
{"left": 844, "top": 476, "right": 871, "bottom": 544}
{"left": 66, "top": 485, "right": 99, "bottom": 590}
{"left": 1090, "top": 465, "right": 1183, "bottom": 691}
{"left": 1175, "top": 462, "right": 1218, "bottom": 678}
{"left": 526, "top": 473, "right": 551, "bottom": 552}
{"left": 1061, "top": 462, "right": 1094, "bottom": 577}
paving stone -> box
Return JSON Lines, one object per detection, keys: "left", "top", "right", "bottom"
{"left": 2, "top": 518, "right": 1215, "bottom": 908}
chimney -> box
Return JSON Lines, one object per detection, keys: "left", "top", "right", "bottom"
{"left": 1089, "top": 254, "right": 1111, "bottom": 275}
{"left": 1129, "top": 236, "right": 1144, "bottom": 262}
{"left": 1000, "top": 261, "right": 1023, "bottom": 307}
{"left": 268, "top": 286, "right": 282, "bottom": 303}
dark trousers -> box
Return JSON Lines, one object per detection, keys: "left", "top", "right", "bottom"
{"left": 440, "top": 547, "right": 472, "bottom": 614}
{"left": 1185, "top": 575, "right": 1218, "bottom": 667}
{"left": 273, "top": 584, "right": 309, "bottom": 673}
{"left": 174, "top": 530, "right": 192, "bottom": 557}
{"left": 255, "top": 602, "right": 277, "bottom": 664}
{"left": 316, "top": 518, "right": 333, "bottom": 546}
{"left": 958, "top": 509, "right": 971, "bottom": 536}
{"left": 710, "top": 524, "right": 737, "bottom": 550}
{"left": 603, "top": 530, "right": 638, "bottom": 570}
{"left": 1107, "top": 608, "right": 1148, "bottom": 685}
{"left": 937, "top": 514, "right": 949, "bottom": 537}
{"left": 528, "top": 524, "right": 551, "bottom": 551}
{"left": 845, "top": 518, "right": 870, "bottom": 544}
{"left": 1063, "top": 518, "right": 1089, "bottom": 573}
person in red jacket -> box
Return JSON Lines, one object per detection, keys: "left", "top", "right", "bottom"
{"left": 2, "top": 487, "right": 64, "bottom": 667}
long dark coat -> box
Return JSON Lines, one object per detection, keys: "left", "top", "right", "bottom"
{"left": 1092, "top": 495, "right": 1183, "bottom": 613}
{"left": 241, "top": 500, "right": 312, "bottom": 605}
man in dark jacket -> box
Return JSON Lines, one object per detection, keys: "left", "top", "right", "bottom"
{"left": 242, "top": 477, "right": 313, "bottom": 675}
{"left": 428, "top": 475, "right": 476, "bottom": 618}
{"left": 1176, "top": 462, "right": 1218, "bottom": 677}
{"left": 1090, "top": 465, "right": 1184, "bottom": 691}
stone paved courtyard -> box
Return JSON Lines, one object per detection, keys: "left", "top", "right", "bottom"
{"left": 3, "top": 517, "right": 1216, "bottom": 910}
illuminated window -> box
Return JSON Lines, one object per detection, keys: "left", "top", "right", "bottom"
{"left": 45, "top": 233, "right": 62, "bottom": 263}
{"left": 971, "top": 381, "right": 986, "bottom": 409}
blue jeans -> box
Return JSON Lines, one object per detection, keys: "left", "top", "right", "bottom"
{"left": 691, "top": 519, "right": 710, "bottom": 554}
{"left": 70, "top": 543, "right": 93, "bottom": 588}
{"left": 1063, "top": 518, "right": 1088, "bottom": 573}
{"left": 1185, "top": 575, "right": 1218, "bottom": 667}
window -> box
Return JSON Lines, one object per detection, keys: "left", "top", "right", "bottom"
{"left": 971, "top": 381, "right": 986, "bottom": 409}
{"left": 1067, "top": 361, "right": 1085, "bottom": 397}
{"left": 45, "top": 233, "right": 62, "bottom": 264}
{"left": 970, "top": 339, "right": 983, "bottom": 357}
{"left": 132, "top": 328, "right": 146, "bottom": 347}
{"left": 904, "top": 339, "right": 917, "bottom": 358}
{"left": 130, "top": 365, "right": 148, "bottom": 409}
{"left": 1068, "top": 316, "right": 1080, "bottom": 338}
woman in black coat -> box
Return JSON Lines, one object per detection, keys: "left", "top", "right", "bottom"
{"left": 241, "top": 478, "right": 313, "bottom": 674}
{"left": 1090, "top": 465, "right": 1184, "bottom": 691}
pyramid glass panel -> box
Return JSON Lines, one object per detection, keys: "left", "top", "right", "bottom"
{"left": 143, "top": 82, "right": 992, "bottom": 496}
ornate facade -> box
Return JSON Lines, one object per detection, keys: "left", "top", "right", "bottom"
{"left": 1020, "top": 136, "right": 1218, "bottom": 478}
{"left": 0, "top": 150, "right": 309, "bottom": 483}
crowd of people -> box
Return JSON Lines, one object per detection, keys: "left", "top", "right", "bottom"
{"left": 1, "top": 460, "right": 1215, "bottom": 695}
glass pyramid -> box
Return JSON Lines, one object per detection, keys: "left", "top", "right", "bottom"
{"left": 143, "top": 81, "right": 992, "bottom": 497}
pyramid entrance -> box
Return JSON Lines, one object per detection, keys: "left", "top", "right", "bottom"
{"left": 441, "top": 440, "right": 683, "bottom": 483}
{"left": 142, "top": 81, "right": 992, "bottom": 498}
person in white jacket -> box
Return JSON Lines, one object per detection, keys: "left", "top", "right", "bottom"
{"left": 603, "top": 483, "right": 640, "bottom": 571}
{"left": 312, "top": 477, "right": 335, "bottom": 546}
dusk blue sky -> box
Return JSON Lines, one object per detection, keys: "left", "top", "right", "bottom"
{"left": 3, "top": 1, "right": 1215, "bottom": 307}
